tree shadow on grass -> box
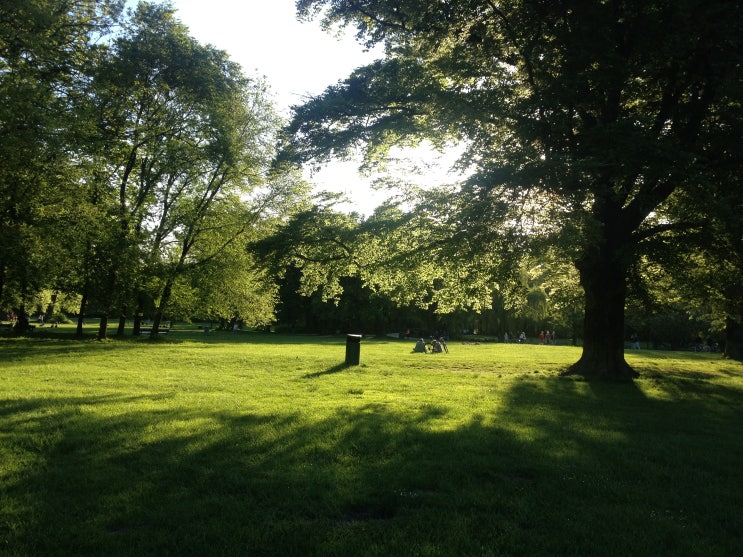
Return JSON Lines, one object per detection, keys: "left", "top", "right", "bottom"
{"left": 0, "top": 335, "right": 192, "bottom": 363}
{"left": 1, "top": 375, "right": 742, "bottom": 556}
{"left": 0, "top": 332, "right": 351, "bottom": 363}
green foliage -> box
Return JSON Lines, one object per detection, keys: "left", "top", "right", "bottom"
{"left": 80, "top": 3, "right": 287, "bottom": 335}
{"left": 1, "top": 1, "right": 307, "bottom": 336}
{"left": 176, "top": 233, "right": 278, "bottom": 326}
{"left": 0, "top": 0, "right": 123, "bottom": 313}
{"left": 285, "top": 0, "right": 743, "bottom": 378}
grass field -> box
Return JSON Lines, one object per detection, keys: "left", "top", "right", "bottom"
{"left": 1, "top": 326, "right": 742, "bottom": 556}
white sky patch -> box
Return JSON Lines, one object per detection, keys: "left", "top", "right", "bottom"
{"left": 141, "top": 0, "right": 462, "bottom": 215}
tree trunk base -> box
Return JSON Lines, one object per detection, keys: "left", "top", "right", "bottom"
{"left": 562, "top": 355, "right": 639, "bottom": 380}
{"left": 97, "top": 313, "right": 108, "bottom": 341}
{"left": 724, "top": 317, "right": 743, "bottom": 362}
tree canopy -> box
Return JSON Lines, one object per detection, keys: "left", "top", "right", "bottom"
{"left": 0, "top": 1, "right": 307, "bottom": 335}
{"left": 283, "top": 0, "right": 743, "bottom": 377}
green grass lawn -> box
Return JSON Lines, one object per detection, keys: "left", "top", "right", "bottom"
{"left": 1, "top": 327, "right": 742, "bottom": 556}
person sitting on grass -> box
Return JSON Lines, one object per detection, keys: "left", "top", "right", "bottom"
{"left": 439, "top": 337, "right": 449, "bottom": 353}
{"left": 413, "top": 338, "right": 428, "bottom": 354}
{"left": 413, "top": 338, "right": 427, "bottom": 353}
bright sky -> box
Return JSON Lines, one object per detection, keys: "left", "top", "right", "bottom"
{"left": 164, "top": 0, "right": 396, "bottom": 212}
{"left": 170, "top": 0, "right": 377, "bottom": 113}
{"left": 162, "top": 0, "right": 460, "bottom": 213}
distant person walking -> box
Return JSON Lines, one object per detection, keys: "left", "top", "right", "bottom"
{"left": 630, "top": 333, "right": 640, "bottom": 349}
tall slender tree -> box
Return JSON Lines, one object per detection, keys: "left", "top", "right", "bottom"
{"left": 82, "top": 3, "right": 290, "bottom": 338}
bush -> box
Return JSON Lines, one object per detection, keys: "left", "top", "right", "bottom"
{"left": 52, "top": 312, "right": 72, "bottom": 325}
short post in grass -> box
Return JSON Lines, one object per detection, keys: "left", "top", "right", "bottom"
{"left": 345, "top": 334, "right": 362, "bottom": 365}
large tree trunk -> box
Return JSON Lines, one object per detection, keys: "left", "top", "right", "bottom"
{"left": 724, "top": 314, "right": 743, "bottom": 362}
{"left": 97, "top": 312, "right": 109, "bottom": 341}
{"left": 13, "top": 303, "right": 31, "bottom": 335}
{"left": 76, "top": 294, "right": 87, "bottom": 338}
{"left": 116, "top": 311, "right": 126, "bottom": 337}
{"left": 133, "top": 293, "right": 144, "bottom": 336}
{"left": 44, "top": 291, "right": 58, "bottom": 323}
{"left": 563, "top": 244, "right": 638, "bottom": 380}
{"left": 150, "top": 280, "right": 173, "bottom": 338}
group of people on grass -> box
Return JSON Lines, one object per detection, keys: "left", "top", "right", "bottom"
{"left": 413, "top": 336, "right": 449, "bottom": 354}
{"left": 502, "top": 330, "right": 557, "bottom": 344}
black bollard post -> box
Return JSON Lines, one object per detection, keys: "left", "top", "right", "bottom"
{"left": 345, "top": 334, "right": 362, "bottom": 365}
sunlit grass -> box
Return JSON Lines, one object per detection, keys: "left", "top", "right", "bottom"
{"left": 1, "top": 328, "right": 742, "bottom": 555}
